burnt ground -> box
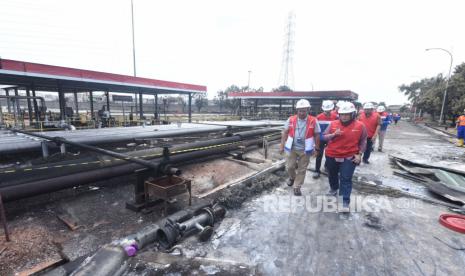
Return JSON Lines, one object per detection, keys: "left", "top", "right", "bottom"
{"left": 0, "top": 139, "right": 283, "bottom": 275}
{"left": 123, "top": 121, "right": 465, "bottom": 275}
{"left": 1, "top": 121, "right": 465, "bottom": 275}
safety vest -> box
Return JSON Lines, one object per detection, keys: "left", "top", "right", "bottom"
{"left": 325, "top": 120, "right": 365, "bottom": 158}
{"left": 359, "top": 111, "right": 380, "bottom": 138}
{"left": 317, "top": 112, "right": 338, "bottom": 139}
{"left": 457, "top": 115, "right": 465, "bottom": 126}
{"left": 285, "top": 115, "right": 316, "bottom": 154}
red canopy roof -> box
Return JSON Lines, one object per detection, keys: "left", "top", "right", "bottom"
{"left": 0, "top": 59, "right": 206, "bottom": 94}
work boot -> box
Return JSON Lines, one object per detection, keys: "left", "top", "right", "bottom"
{"left": 326, "top": 189, "right": 338, "bottom": 196}
{"left": 340, "top": 202, "right": 350, "bottom": 213}
{"left": 287, "top": 178, "right": 294, "bottom": 187}
{"left": 378, "top": 148, "right": 383, "bottom": 152}
{"left": 362, "top": 159, "right": 370, "bottom": 164}
{"left": 312, "top": 171, "right": 320, "bottom": 179}
{"left": 457, "top": 139, "right": 464, "bottom": 147}
{"left": 294, "top": 187, "right": 302, "bottom": 196}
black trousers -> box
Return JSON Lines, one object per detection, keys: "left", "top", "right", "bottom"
{"left": 315, "top": 141, "right": 327, "bottom": 172}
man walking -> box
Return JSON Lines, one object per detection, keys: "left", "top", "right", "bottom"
{"left": 376, "top": 105, "right": 391, "bottom": 152}
{"left": 313, "top": 100, "right": 338, "bottom": 179}
{"left": 358, "top": 102, "right": 380, "bottom": 164}
{"left": 323, "top": 102, "right": 367, "bottom": 211}
{"left": 280, "top": 99, "right": 321, "bottom": 196}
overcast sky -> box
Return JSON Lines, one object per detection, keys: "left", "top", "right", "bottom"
{"left": 1, "top": 0, "right": 464, "bottom": 105}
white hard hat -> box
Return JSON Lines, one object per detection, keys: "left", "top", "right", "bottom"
{"left": 336, "top": 101, "right": 345, "bottom": 108}
{"left": 376, "top": 105, "right": 386, "bottom": 112}
{"left": 363, "top": 102, "right": 375, "bottom": 109}
{"left": 321, "top": 100, "right": 334, "bottom": 111}
{"left": 296, "top": 99, "right": 311, "bottom": 109}
{"left": 338, "top": 102, "right": 356, "bottom": 114}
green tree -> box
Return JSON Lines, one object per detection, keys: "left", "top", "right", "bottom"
{"left": 195, "top": 94, "right": 208, "bottom": 113}
{"left": 272, "top": 85, "right": 292, "bottom": 92}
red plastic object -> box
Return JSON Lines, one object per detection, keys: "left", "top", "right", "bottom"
{"left": 439, "top": 214, "right": 465, "bottom": 234}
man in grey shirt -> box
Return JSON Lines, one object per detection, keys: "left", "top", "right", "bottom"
{"left": 280, "top": 99, "right": 321, "bottom": 196}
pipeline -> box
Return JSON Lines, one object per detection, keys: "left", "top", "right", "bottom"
{"left": 8, "top": 128, "right": 161, "bottom": 170}
{"left": 0, "top": 95, "right": 46, "bottom": 109}
{"left": 0, "top": 130, "right": 281, "bottom": 185}
{"left": 0, "top": 130, "right": 281, "bottom": 201}
{"left": 69, "top": 203, "right": 225, "bottom": 276}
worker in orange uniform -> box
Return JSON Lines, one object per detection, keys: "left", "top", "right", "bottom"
{"left": 313, "top": 100, "right": 338, "bottom": 179}
{"left": 323, "top": 102, "right": 367, "bottom": 211}
{"left": 280, "top": 99, "right": 321, "bottom": 196}
{"left": 358, "top": 102, "right": 381, "bottom": 164}
{"left": 456, "top": 109, "right": 465, "bottom": 147}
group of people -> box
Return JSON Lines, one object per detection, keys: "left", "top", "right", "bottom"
{"left": 279, "top": 99, "right": 395, "bottom": 212}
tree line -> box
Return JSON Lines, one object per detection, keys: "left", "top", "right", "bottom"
{"left": 399, "top": 62, "right": 465, "bottom": 123}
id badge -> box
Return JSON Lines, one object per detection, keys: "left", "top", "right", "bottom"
{"left": 296, "top": 137, "right": 303, "bottom": 143}
{"left": 335, "top": 158, "right": 344, "bottom": 162}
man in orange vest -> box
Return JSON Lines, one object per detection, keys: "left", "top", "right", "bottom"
{"left": 358, "top": 102, "right": 381, "bottom": 164}
{"left": 323, "top": 102, "right": 367, "bottom": 211}
{"left": 280, "top": 99, "right": 321, "bottom": 196}
{"left": 456, "top": 109, "right": 465, "bottom": 147}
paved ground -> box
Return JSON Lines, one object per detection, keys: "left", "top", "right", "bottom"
{"left": 131, "top": 121, "right": 465, "bottom": 275}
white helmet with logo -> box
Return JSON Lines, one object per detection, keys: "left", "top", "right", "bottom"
{"left": 321, "top": 100, "right": 334, "bottom": 111}
{"left": 338, "top": 102, "right": 356, "bottom": 114}
{"left": 296, "top": 99, "right": 311, "bottom": 109}
{"left": 363, "top": 102, "right": 375, "bottom": 109}
{"left": 376, "top": 105, "right": 386, "bottom": 112}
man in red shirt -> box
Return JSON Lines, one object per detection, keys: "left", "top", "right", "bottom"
{"left": 324, "top": 102, "right": 367, "bottom": 211}
{"left": 358, "top": 102, "right": 381, "bottom": 164}
{"left": 313, "top": 100, "right": 338, "bottom": 179}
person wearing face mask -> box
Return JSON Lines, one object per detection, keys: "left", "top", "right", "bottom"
{"left": 279, "top": 99, "right": 321, "bottom": 196}
{"left": 323, "top": 102, "right": 367, "bottom": 212}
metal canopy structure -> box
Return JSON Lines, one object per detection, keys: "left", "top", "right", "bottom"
{"left": 228, "top": 90, "right": 358, "bottom": 100}
{"left": 0, "top": 58, "right": 206, "bottom": 122}
{"left": 227, "top": 90, "right": 358, "bottom": 119}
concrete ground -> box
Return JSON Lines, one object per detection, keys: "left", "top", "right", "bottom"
{"left": 129, "top": 121, "right": 465, "bottom": 275}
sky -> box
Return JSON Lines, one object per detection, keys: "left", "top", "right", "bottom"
{"left": 1, "top": 0, "right": 464, "bottom": 105}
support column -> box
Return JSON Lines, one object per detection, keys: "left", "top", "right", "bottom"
{"left": 188, "top": 93, "right": 192, "bottom": 123}
{"left": 58, "top": 85, "right": 65, "bottom": 121}
{"left": 14, "top": 88, "right": 20, "bottom": 114}
{"left": 31, "top": 84, "right": 39, "bottom": 123}
{"left": 292, "top": 99, "right": 296, "bottom": 114}
{"left": 26, "top": 88, "right": 33, "bottom": 125}
{"left": 154, "top": 93, "right": 158, "bottom": 121}
{"left": 105, "top": 91, "right": 110, "bottom": 113}
{"left": 73, "top": 91, "right": 79, "bottom": 117}
{"left": 139, "top": 91, "right": 143, "bottom": 119}
{"left": 134, "top": 92, "right": 138, "bottom": 115}
{"left": 279, "top": 99, "right": 282, "bottom": 119}
{"left": 254, "top": 99, "right": 258, "bottom": 118}
{"left": 89, "top": 91, "right": 94, "bottom": 120}
{"left": 239, "top": 99, "right": 242, "bottom": 117}
{"left": 5, "top": 89, "right": 11, "bottom": 113}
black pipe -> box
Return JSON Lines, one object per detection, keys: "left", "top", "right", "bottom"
{"left": 8, "top": 128, "right": 160, "bottom": 170}
{"left": 0, "top": 129, "right": 280, "bottom": 186}
{"left": 0, "top": 135, "right": 271, "bottom": 201}
{"left": 157, "top": 204, "right": 226, "bottom": 249}
{"left": 0, "top": 95, "right": 46, "bottom": 109}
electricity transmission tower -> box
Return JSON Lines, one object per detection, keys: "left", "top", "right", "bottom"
{"left": 278, "top": 11, "right": 296, "bottom": 90}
